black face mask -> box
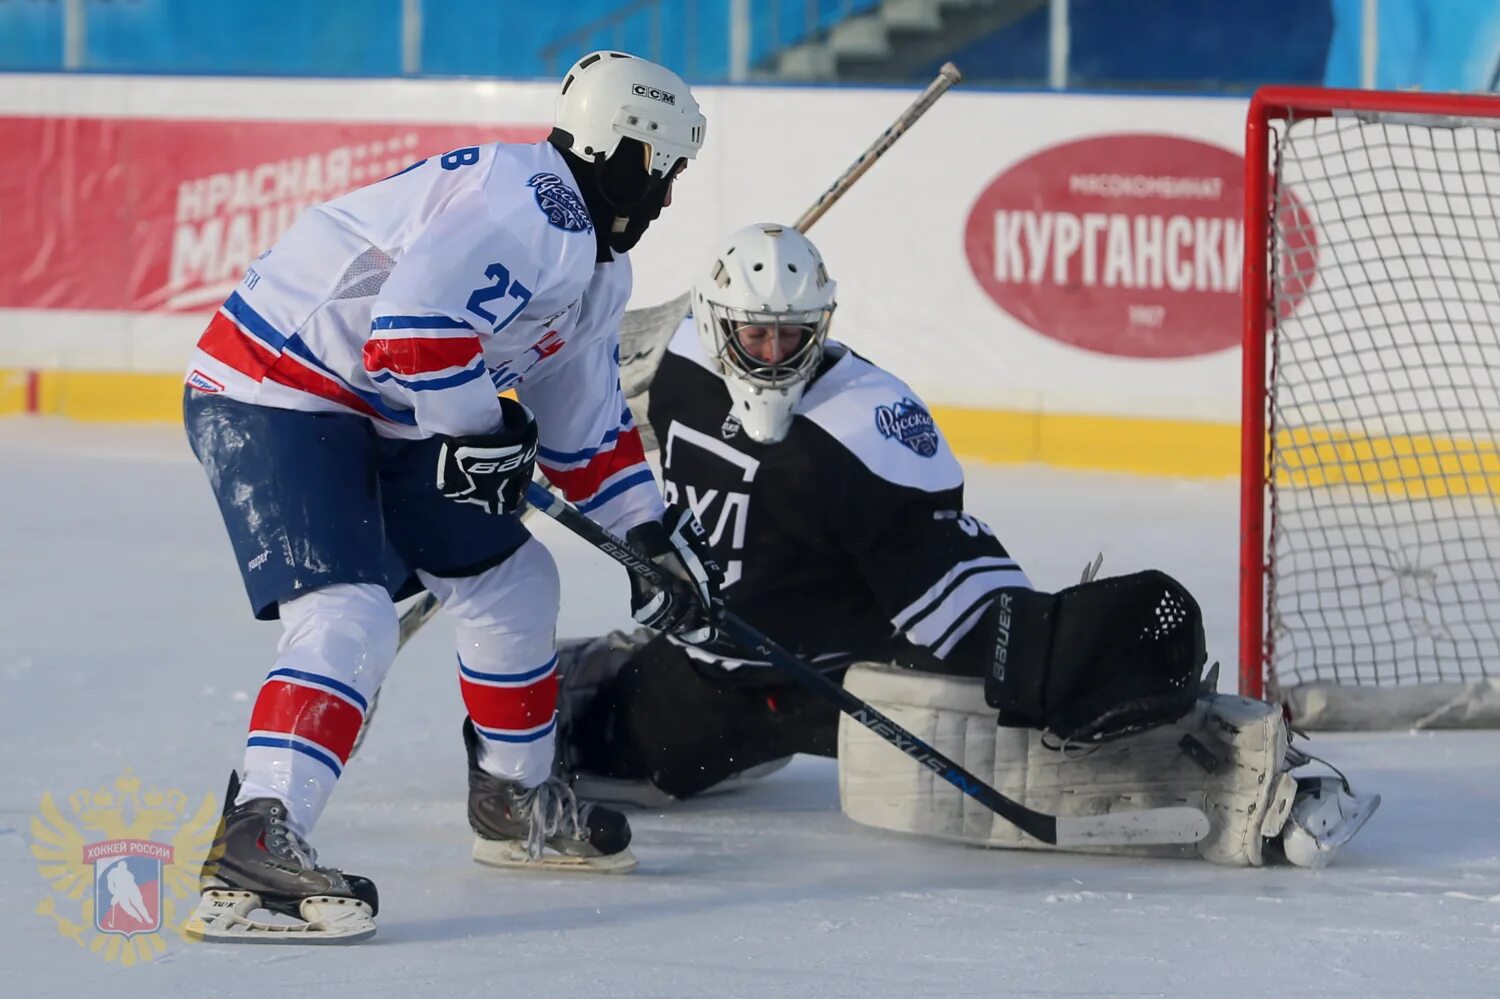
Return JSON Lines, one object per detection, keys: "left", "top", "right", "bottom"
{"left": 551, "top": 132, "right": 674, "bottom": 257}
{"left": 604, "top": 174, "right": 672, "bottom": 254}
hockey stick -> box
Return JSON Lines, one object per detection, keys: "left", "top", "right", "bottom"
{"left": 792, "top": 61, "right": 963, "bottom": 232}
{"left": 524, "top": 482, "right": 1211, "bottom": 849}
{"left": 619, "top": 62, "right": 964, "bottom": 399}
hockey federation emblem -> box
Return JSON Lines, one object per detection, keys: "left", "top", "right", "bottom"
{"left": 874, "top": 397, "right": 939, "bottom": 458}
{"left": 527, "top": 173, "right": 593, "bottom": 233}
{"left": 91, "top": 845, "right": 165, "bottom": 938}
{"left": 30, "top": 770, "right": 218, "bottom": 965}
{"left": 720, "top": 413, "right": 742, "bottom": 439}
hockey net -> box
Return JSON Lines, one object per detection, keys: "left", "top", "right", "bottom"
{"left": 1240, "top": 87, "right": 1500, "bottom": 729}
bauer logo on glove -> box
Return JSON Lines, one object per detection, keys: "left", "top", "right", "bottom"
{"left": 436, "top": 397, "right": 539, "bottom": 517}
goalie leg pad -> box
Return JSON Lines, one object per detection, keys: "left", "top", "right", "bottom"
{"left": 838, "top": 663, "right": 1290, "bottom": 866}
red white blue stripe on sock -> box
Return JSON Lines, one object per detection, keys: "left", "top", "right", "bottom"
{"left": 459, "top": 654, "right": 559, "bottom": 740}
{"left": 244, "top": 668, "right": 371, "bottom": 775}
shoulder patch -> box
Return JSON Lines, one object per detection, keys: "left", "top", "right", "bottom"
{"left": 527, "top": 173, "right": 592, "bottom": 233}
{"left": 874, "top": 397, "right": 939, "bottom": 458}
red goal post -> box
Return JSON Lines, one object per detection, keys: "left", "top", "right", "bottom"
{"left": 1239, "top": 86, "right": 1500, "bottom": 728}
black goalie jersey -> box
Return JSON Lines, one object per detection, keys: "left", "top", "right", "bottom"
{"left": 647, "top": 320, "right": 1031, "bottom": 674}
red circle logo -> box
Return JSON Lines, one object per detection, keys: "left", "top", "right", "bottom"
{"left": 964, "top": 134, "right": 1315, "bottom": 358}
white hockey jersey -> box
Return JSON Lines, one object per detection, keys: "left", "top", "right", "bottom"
{"left": 184, "top": 140, "right": 661, "bottom": 535}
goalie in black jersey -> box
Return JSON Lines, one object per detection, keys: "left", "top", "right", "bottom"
{"left": 556, "top": 222, "right": 1039, "bottom": 803}
{"left": 547, "top": 224, "right": 1381, "bottom": 872}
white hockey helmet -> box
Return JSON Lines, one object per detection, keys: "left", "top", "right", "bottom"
{"left": 694, "top": 224, "right": 837, "bottom": 444}
{"left": 554, "top": 51, "right": 706, "bottom": 180}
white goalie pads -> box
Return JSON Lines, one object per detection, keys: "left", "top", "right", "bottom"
{"left": 837, "top": 663, "right": 1377, "bottom": 867}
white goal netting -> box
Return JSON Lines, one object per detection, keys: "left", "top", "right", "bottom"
{"left": 1264, "top": 108, "right": 1500, "bottom": 728}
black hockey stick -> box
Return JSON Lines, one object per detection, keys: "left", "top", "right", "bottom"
{"left": 524, "top": 483, "right": 1210, "bottom": 849}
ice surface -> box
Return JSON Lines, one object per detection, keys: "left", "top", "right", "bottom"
{"left": 2, "top": 419, "right": 1498, "bottom": 997}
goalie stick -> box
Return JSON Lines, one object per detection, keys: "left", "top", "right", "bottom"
{"left": 523, "top": 481, "right": 1211, "bottom": 849}
{"left": 618, "top": 62, "right": 964, "bottom": 401}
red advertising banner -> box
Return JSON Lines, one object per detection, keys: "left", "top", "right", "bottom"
{"left": 0, "top": 117, "right": 547, "bottom": 315}
{"left": 964, "top": 134, "right": 1315, "bottom": 359}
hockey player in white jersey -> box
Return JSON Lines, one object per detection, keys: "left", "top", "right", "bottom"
{"left": 549, "top": 224, "right": 1379, "bottom": 869}
{"left": 182, "top": 52, "right": 721, "bottom": 944}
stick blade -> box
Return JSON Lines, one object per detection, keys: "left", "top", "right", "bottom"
{"left": 1053, "top": 806, "right": 1210, "bottom": 847}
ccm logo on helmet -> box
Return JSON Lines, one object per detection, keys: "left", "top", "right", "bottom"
{"left": 631, "top": 84, "right": 677, "bottom": 105}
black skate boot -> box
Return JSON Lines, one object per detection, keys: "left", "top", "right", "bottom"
{"left": 464, "top": 717, "right": 636, "bottom": 873}
{"left": 187, "top": 773, "right": 379, "bottom": 944}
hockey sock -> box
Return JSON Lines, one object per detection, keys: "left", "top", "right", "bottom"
{"left": 240, "top": 583, "right": 398, "bottom": 836}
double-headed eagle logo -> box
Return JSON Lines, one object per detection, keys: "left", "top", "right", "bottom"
{"left": 30, "top": 770, "right": 218, "bottom": 966}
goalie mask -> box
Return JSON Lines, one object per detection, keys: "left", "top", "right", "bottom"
{"left": 550, "top": 51, "right": 706, "bottom": 253}
{"left": 693, "top": 224, "right": 837, "bottom": 444}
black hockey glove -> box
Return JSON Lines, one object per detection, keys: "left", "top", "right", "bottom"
{"left": 968, "top": 570, "right": 1206, "bottom": 744}
{"left": 435, "top": 397, "right": 538, "bottom": 516}
{"left": 624, "top": 504, "right": 725, "bottom": 644}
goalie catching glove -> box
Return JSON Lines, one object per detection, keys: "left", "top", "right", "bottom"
{"left": 960, "top": 569, "right": 1207, "bottom": 744}
{"left": 435, "top": 397, "right": 538, "bottom": 516}
{"left": 625, "top": 505, "right": 724, "bottom": 644}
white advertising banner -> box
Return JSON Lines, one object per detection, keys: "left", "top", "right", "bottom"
{"left": 0, "top": 74, "right": 1254, "bottom": 424}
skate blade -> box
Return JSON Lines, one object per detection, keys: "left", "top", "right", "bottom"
{"left": 185, "top": 889, "right": 376, "bottom": 945}
{"left": 471, "top": 836, "right": 638, "bottom": 874}
{"left": 1297, "top": 791, "right": 1383, "bottom": 868}
{"left": 1324, "top": 792, "right": 1381, "bottom": 850}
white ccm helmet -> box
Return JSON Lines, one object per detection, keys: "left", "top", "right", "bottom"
{"left": 555, "top": 50, "right": 705, "bottom": 174}
{"left": 694, "top": 224, "right": 837, "bottom": 444}
{"left": 553, "top": 51, "right": 706, "bottom": 251}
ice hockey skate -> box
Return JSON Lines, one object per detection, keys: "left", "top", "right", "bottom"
{"left": 186, "top": 774, "right": 378, "bottom": 945}
{"left": 464, "top": 718, "right": 637, "bottom": 873}
{"left": 1271, "top": 751, "right": 1383, "bottom": 869}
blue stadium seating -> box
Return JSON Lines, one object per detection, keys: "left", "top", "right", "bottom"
{"left": 0, "top": 0, "right": 1340, "bottom": 90}
{"left": 931, "top": 0, "right": 1331, "bottom": 90}
{"left": 0, "top": 0, "right": 877, "bottom": 80}
{"left": 0, "top": 0, "right": 65, "bottom": 71}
